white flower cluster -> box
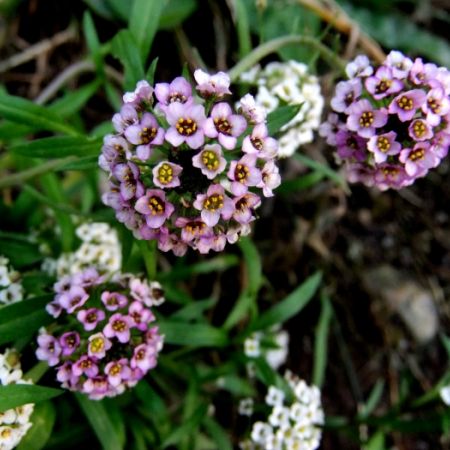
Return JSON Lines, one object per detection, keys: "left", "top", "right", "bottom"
{"left": 241, "top": 372, "right": 324, "bottom": 450}
{"left": 0, "top": 257, "right": 24, "bottom": 306}
{"left": 42, "top": 222, "right": 122, "bottom": 277}
{"left": 240, "top": 61, "right": 324, "bottom": 157}
{"left": 0, "top": 349, "right": 34, "bottom": 450}
{"left": 244, "top": 327, "right": 289, "bottom": 371}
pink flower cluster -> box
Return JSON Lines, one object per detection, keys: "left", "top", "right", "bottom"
{"left": 36, "top": 268, "right": 164, "bottom": 400}
{"left": 99, "top": 69, "right": 280, "bottom": 255}
{"left": 320, "top": 51, "right": 450, "bottom": 190}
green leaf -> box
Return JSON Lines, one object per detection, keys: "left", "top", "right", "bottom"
{"left": 130, "top": 0, "right": 167, "bottom": 63}
{"left": 235, "top": 0, "right": 252, "bottom": 58}
{"left": 0, "top": 385, "right": 63, "bottom": 413}
{"left": 158, "top": 320, "right": 229, "bottom": 347}
{"left": 111, "top": 30, "right": 145, "bottom": 90}
{"left": 278, "top": 172, "right": 324, "bottom": 194}
{"left": 0, "top": 238, "right": 42, "bottom": 268}
{"left": 0, "top": 295, "right": 53, "bottom": 345}
{"left": 170, "top": 298, "right": 217, "bottom": 321}
{"left": 267, "top": 104, "right": 302, "bottom": 135}
{"left": 0, "top": 92, "right": 78, "bottom": 136}
{"left": 75, "top": 394, "right": 123, "bottom": 450}
{"left": 359, "top": 380, "right": 385, "bottom": 419}
{"left": 58, "top": 155, "right": 99, "bottom": 171}
{"left": 161, "top": 404, "right": 208, "bottom": 448}
{"left": 364, "top": 430, "right": 385, "bottom": 450}
{"left": 159, "top": 0, "right": 198, "bottom": 30}
{"left": 83, "top": 11, "right": 104, "bottom": 74}
{"left": 202, "top": 416, "right": 232, "bottom": 450}
{"left": 312, "top": 293, "right": 333, "bottom": 388}
{"left": 146, "top": 57, "right": 159, "bottom": 85}
{"left": 10, "top": 136, "right": 102, "bottom": 159}
{"left": 250, "top": 271, "right": 322, "bottom": 331}
{"left": 17, "top": 401, "right": 56, "bottom": 450}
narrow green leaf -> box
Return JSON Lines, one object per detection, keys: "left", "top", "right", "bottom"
{"left": 364, "top": 430, "right": 385, "bottom": 450}
{"left": 75, "top": 394, "right": 123, "bottom": 450}
{"left": 158, "top": 0, "right": 198, "bottom": 30}
{"left": 58, "top": 155, "right": 99, "bottom": 171}
{"left": 146, "top": 57, "right": 159, "bottom": 85}
{"left": 130, "top": 0, "right": 167, "bottom": 63}
{"left": 267, "top": 104, "right": 301, "bottom": 135}
{"left": 235, "top": 0, "right": 252, "bottom": 58}
{"left": 105, "top": 0, "right": 130, "bottom": 21}
{"left": 135, "top": 381, "right": 169, "bottom": 427}
{"left": 294, "top": 153, "right": 347, "bottom": 189}
{"left": 159, "top": 254, "right": 239, "bottom": 281}
{"left": 250, "top": 271, "right": 322, "bottom": 331}
{"left": 161, "top": 404, "right": 208, "bottom": 448}
{"left": 359, "top": 380, "right": 385, "bottom": 419}
{"left": 0, "top": 238, "right": 42, "bottom": 268}
{"left": 239, "top": 237, "right": 262, "bottom": 295}
{"left": 111, "top": 30, "right": 145, "bottom": 90}
{"left": 278, "top": 172, "right": 324, "bottom": 194}
{"left": 170, "top": 298, "right": 217, "bottom": 321}
{"left": 0, "top": 92, "right": 78, "bottom": 136}
{"left": 0, "top": 295, "right": 53, "bottom": 345}
{"left": 0, "top": 385, "right": 62, "bottom": 413}
{"left": 158, "top": 320, "right": 229, "bottom": 347}
{"left": 40, "top": 173, "right": 75, "bottom": 252}
{"left": 312, "top": 293, "right": 332, "bottom": 388}
{"left": 17, "top": 401, "right": 56, "bottom": 450}
{"left": 223, "top": 290, "right": 253, "bottom": 330}
{"left": 83, "top": 11, "right": 103, "bottom": 74}
{"left": 202, "top": 416, "right": 232, "bottom": 450}
{"left": 11, "top": 136, "right": 102, "bottom": 159}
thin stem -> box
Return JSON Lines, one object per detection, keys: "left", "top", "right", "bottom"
{"left": 137, "top": 239, "right": 158, "bottom": 280}
{"left": 228, "top": 35, "right": 346, "bottom": 81}
{"left": 0, "top": 157, "right": 76, "bottom": 189}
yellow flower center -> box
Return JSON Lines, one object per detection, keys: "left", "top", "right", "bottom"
{"left": 359, "top": 111, "right": 374, "bottom": 127}
{"left": 214, "top": 117, "right": 232, "bottom": 135}
{"left": 201, "top": 150, "right": 219, "bottom": 170}
{"left": 397, "top": 96, "right": 413, "bottom": 110}
{"left": 235, "top": 164, "right": 250, "bottom": 183}
{"left": 157, "top": 163, "right": 174, "bottom": 185}
{"left": 90, "top": 337, "right": 104, "bottom": 353}
{"left": 204, "top": 194, "right": 224, "bottom": 211}
{"left": 148, "top": 196, "right": 165, "bottom": 215}
{"left": 139, "top": 127, "right": 157, "bottom": 144}
{"left": 377, "top": 136, "right": 391, "bottom": 152}
{"left": 412, "top": 121, "right": 427, "bottom": 138}
{"left": 409, "top": 148, "right": 425, "bottom": 161}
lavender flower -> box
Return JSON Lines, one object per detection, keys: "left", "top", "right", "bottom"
{"left": 321, "top": 51, "right": 450, "bottom": 190}
{"left": 36, "top": 268, "right": 164, "bottom": 400}
{"left": 99, "top": 71, "right": 281, "bottom": 254}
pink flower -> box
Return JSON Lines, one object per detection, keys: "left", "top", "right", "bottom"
{"left": 194, "top": 69, "right": 231, "bottom": 98}
{"left": 103, "top": 313, "right": 133, "bottom": 343}
{"left": 193, "top": 184, "right": 234, "bottom": 226}
{"left": 165, "top": 102, "right": 207, "bottom": 149}
{"left": 242, "top": 123, "right": 278, "bottom": 159}
{"left": 203, "top": 102, "right": 247, "bottom": 150}
{"left": 131, "top": 344, "right": 158, "bottom": 372}
{"left": 135, "top": 189, "right": 175, "bottom": 228}
{"left": 258, "top": 160, "right": 281, "bottom": 197}
{"left": 175, "top": 217, "right": 211, "bottom": 242}
{"left": 88, "top": 332, "right": 112, "bottom": 359}
{"left": 152, "top": 161, "right": 182, "bottom": 189}
{"left": 123, "top": 80, "right": 153, "bottom": 107}
{"left": 238, "top": 94, "right": 267, "bottom": 124}
{"left": 232, "top": 193, "right": 261, "bottom": 224}
{"left": 367, "top": 131, "right": 402, "bottom": 163}
{"left": 388, "top": 89, "right": 427, "bottom": 122}
{"left": 192, "top": 143, "right": 227, "bottom": 179}
{"left": 399, "top": 142, "right": 438, "bottom": 177}
{"left": 101, "top": 291, "right": 128, "bottom": 311}
{"left": 227, "top": 154, "right": 262, "bottom": 196}
{"left": 346, "top": 99, "right": 388, "bottom": 138}
{"left": 155, "top": 77, "right": 193, "bottom": 111}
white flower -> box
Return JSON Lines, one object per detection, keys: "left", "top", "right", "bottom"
{"left": 345, "top": 54, "right": 373, "bottom": 78}
{"left": 251, "top": 421, "right": 273, "bottom": 444}
{"left": 440, "top": 385, "right": 450, "bottom": 405}
{"left": 266, "top": 330, "right": 289, "bottom": 370}
{"left": 256, "top": 86, "right": 279, "bottom": 113}
{"left": 0, "top": 258, "right": 25, "bottom": 306}
{"left": 265, "top": 386, "right": 285, "bottom": 407}
{"left": 244, "top": 333, "right": 262, "bottom": 358}
{"left": 0, "top": 350, "right": 34, "bottom": 450}
{"left": 238, "top": 398, "right": 254, "bottom": 416}
{"left": 268, "top": 405, "right": 290, "bottom": 428}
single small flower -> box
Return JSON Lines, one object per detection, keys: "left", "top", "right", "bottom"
{"left": 101, "top": 291, "right": 128, "bottom": 311}
{"left": 105, "top": 359, "right": 131, "bottom": 387}
{"left": 367, "top": 131, "right": 402, "bottom": 163}
{"left": 88, "top": 332, "right": 112, "bottom": 359}
{"left": 175, "top": 217, "right": 211, "bottom": 242}
{"left": 72, "top": 356, "right": 99, "bottom": 378}
{"left": 152, "top": 162, "right": 183, "bottom": 189}
{"left": 192, "top": 144, "right": 227, "bottom": 179}
{"left": 203, "top": 102, "right": 247, "bottom": 150}
{"left": 265, "top": 386, "right": 285, "bottom": 407}
{"left": 346, "top": 54, "right": 373, "bottom": 78}
{"left": 399, "top": 142, "right": 437, "bottom": 177}
{"left": 365, "top": 66, "right": 403, "bottom": 100}
{"left": 233, "top": 193, "right": 261, "bottom": 225}
{"left": 386, "top": 50, "right": 413, "bottom": 79}
{"left": 154, "top": 76, "right": 193, "bottom": 110}
{"left": 57, "top": 285, "right": 89, "bottom": 314}
{"left": 135, "top": 189, "right": 175, "bottom": 228}
{"left": 258, "top": 160, "right": 281, "bottom": 197}
{"left": 124, "top": 112, "right": 165, "bottom": 160}
{"left": 227, "top": 155, "right": 262, "bottom": 196}
{"left": 165, "top": 102, "right": 207, "bottom": 149}
{"left": 194, "top": 69, "right": 231, "bottom": 98}
{"left": 346, "top": 99, "right": 388, "bottom": 138}
{"left": 408, "top": 119, "right": 433, "bottom": 141}
{"left": 113, "top": 163, "right": 145, "bottom": 201}
{"left": 128, "top": 301, "right": 155, "bottom": 331}
{"left": 103, "top": 313, "right": 132, "bottom": 343}
{"left": 238, "top": 93, "right": 267, "bottom": 124}
{"left": 131, "top": 343, "right": 157, "bottom": 372}
{"left": 123, "top": 80, "right": 154, "bottom": 107}
{"left": 388, "top": 89, "right": 427, "bottom": 122}
{"left": 59, "top": 332, "right": 80, "bottom": 357}
{"left": 193, "top": 184, "right": 234, "bottom": 226}
{"left": 112, "top": 104, "right": 138, "bottom": 134}
{"left": 242, "top": 123, "right": 278, "bottom": 159}
{"left": 330, "top": 79, "right": 362, "bottom": 112}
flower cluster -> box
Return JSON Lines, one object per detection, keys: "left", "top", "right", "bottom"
{"left": 0, "top": 256, "right": 24, "bottom": 306}
{"left": 36, "top": 268, "right": 164, "bottom": 400}
{"left": 99, "top": 69, "right": 280, "bottom": 255}
{"left": 0, "top": 349, "right": 34, "bottom": 450}
{"left": 240, "top": 61, "right": 324, "bottom": 157}
{"left": 320, "top": 51, "right": 450, "bottom": 190}
{"left": 244, "top": 326, "right": 289, "bottom": 371}
{"left": 240, "top": 372, "right": 324, "bottom": 450}
{"left": 42, "top": 222, "right": 121, "bottom": 277}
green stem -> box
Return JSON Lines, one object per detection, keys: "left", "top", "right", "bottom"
{"left": 0, "top": 156, "right": 76, "bottom": 189}
{"left": 25, "top": 361, "right": 49, "bottom": 383}
{"left": 228, "top": 35, "right": 346, "bottom": 81}
{"left": 137, "top": 239, "right": 158, "bottom": 280}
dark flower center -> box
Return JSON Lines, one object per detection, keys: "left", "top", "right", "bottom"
{"left": 377, "top": 137, "right": 391, "bottom": 152}
{"left": 359, "top": 111, "right": 374, "bottom": 127}
{"left": 375, "top": 79, "right": 392, "bottom": 94}
{"left": 139, "top": 127, "right": 157, "bottom": 144}
{"left": 176, "top": 117, "right": 197, "bottom": 136}
{"left": 148, "top": 196, "right": 165, "bottom": 215}
{"left": 235, "top": 164, "right": 250, "bottom": 183}
{"left": 409, "top": 148, "right": 425, "bottom": 161}
{"left": 214, "top": 117, "right": 232, "bottom": 135}
{"left": 204, "top": 194, "right": 224, "bottom": 211}
{"left": 251, "top": 137, "right": 264, "bottom": 150}
{"left": 397, "top": 96, "right": 413, "bottom": 111}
